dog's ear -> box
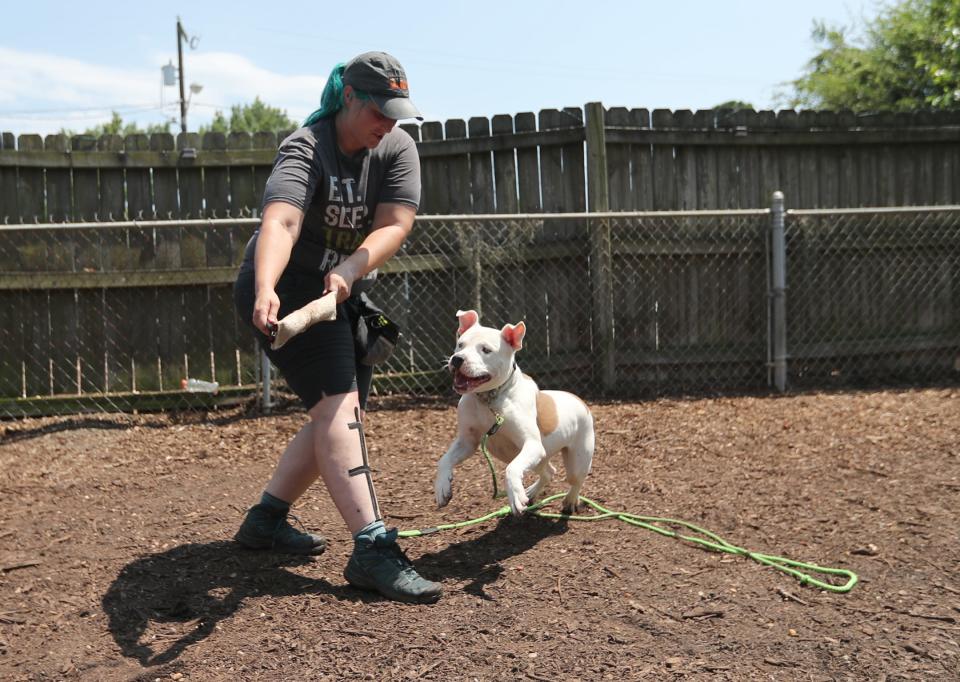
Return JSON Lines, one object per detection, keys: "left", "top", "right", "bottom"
{"left": 500, "top": 321, "right": 526, "bottom": 350}
{"left": 456, "top": 309, "right": 480, "bottom": 336}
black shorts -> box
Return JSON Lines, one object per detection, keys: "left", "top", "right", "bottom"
{"left": 234, "top": 268, "right": 373, "bottom": 411}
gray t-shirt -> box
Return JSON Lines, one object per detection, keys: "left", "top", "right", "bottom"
{"left": 240, "top": 118, "right": 420, "bottom": 292}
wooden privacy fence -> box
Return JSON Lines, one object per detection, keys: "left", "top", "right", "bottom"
{"left": 2, "top": 104, "right": 960, "bottom": 224}
{"left": 1, "top": 104, "right": 959, "bottom": 416}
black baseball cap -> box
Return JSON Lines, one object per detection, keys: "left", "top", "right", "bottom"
{"left": 342, "top": 51, "right": 422, "bottom": 121}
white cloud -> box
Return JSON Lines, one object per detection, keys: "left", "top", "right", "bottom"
{"left": 0, "top": 47, "right": 158, "bottom": 107}
{"left": 0, "top": 46, "right": 326, "bottom": 136}
{"left": 173, "top": 51, "right": 325, "bottom": 122}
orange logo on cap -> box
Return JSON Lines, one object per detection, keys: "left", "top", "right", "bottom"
{"left": 389, "top": 76, "right": 408, "bottom": 93}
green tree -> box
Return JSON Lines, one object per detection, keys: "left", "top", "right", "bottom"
{"left": 199, "top": 97, "right": 299, "bottom": 135}
{"left": 713, "top": 100, "right": 755, "bottom": 111}
{"left": 204, "top": 110, "right": 230, "bottom": 134}
{"left": 68, "top": 112, "right": 171, "bottom": 137}
{"left": 787, "top": 0, "right": 960, "bottom": 111}
{"left": 918, "top": 0, "right": 960, "bottom": 107}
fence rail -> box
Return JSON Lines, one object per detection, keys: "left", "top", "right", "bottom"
{"left": 1, "top": 203, "right": 957, "bottom": 418}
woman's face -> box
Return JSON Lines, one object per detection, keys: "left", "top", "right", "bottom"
{"left": 339, "top": 85, "right": 398, "bottom": 152}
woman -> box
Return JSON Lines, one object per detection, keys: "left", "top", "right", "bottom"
{"left": 232, "top": 51, "right": 441, "bottom": 604}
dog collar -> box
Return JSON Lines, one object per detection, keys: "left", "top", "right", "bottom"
{"left": 475, "top": 362, "right": 519, "bottom": 408}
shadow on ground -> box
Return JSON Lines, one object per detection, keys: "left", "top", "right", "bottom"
{"left": 1, "top": 408, "right": 258, "bottom": 445}
{"left": 101, "top": 541, "right": 351, "bottom": 667}
{"left": 414, "top": 514, "right": 569, "bottom": 599}
{"left": 101, "top": 520, "right": 562, "bottom": 668}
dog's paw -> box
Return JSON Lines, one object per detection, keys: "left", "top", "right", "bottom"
{"left": 506, "top": 481, "right": 529, "bottom": 516}
{"left": 504, "top": 467, "right": 529, "bottom": 516}
{"left": 562, "top": 489, "right": 582, "bottom": 515}
{"left": 435, "top": 472, "right": 453, "bottom": 508}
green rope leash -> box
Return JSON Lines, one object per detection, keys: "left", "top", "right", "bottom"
{"left": 400, "top": 415, "right": 859, "bottom": 594}
{"left": 483, "top": 414, "right": 506, "bottom": 499}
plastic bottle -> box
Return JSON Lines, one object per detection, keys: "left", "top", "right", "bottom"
{"left": 181, "top": 378, "right": 219, "bottom": 394}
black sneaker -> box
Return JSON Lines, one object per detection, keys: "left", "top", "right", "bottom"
{"left": 234, "top": 504, "right": 327, "bottom": 555}
{"left": 344, "top": 529, "right": 442, "bottom": 604}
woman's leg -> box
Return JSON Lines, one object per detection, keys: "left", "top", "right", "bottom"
{"left": 308, "top": 389, "right": 441, "bottom": 603}
{"left": 264, "top": 422, "right": 320, "bottom": 503}
{"left": 307, "top": 391, "right": 378, "bottom": 535}
{"left": 233, "top": 418, "right": 327, "bottom": 554}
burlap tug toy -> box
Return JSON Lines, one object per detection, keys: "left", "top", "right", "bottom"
{"left": 268, "top": 290, "right": 338, "bottom": 350}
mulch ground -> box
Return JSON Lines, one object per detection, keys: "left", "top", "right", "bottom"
{"left": 1, "top": 387, "right": 958, "bottom": 681}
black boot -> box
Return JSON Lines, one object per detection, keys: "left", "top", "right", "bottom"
{"left": 344, "top": 525, "right": 442, "bottom": 603}
{"left": 234, "top": 502, "right": 327, "bottom": 555}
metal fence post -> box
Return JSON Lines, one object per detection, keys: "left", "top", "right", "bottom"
{"left": 584, "top": 102, "right": 616, "bottom": 392}
{"left": 770, "top": 191, "right": 788, "bottom": 392}
{"left": 260, "top": 348, "right": 272, "bottom": 414}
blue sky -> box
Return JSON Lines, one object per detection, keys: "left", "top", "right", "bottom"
{"left": 0, "top": 0, "right": 874, "bottom": 137}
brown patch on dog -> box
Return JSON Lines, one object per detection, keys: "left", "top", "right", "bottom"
{"left": 537, "top": 392, "right": 559, "bottom": 436}
{"left": 486, "top": 430, "right": 519, "bottom": 463}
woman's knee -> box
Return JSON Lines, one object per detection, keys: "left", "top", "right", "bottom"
{"left": 307, "top": 391, "right": 361, "bottom": 424}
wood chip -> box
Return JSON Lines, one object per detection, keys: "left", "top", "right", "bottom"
{"left": 777, "top": 587, "right": 810, "bottom": 606}
{"left": 905, "top": 610, "right": 956, "bottom": 623}
{"left": 851, "top": 544, "right": 880, "bottom": 556}
{"left": 764, "top": 657, "right": 796, "bottom": 667}
{"left": 681, "top": 608, "right": 724, "bottom": 620}
{"left": 0, "top": 560, "right": 41, "bottom": 573}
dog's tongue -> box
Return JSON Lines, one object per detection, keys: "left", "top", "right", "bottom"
{"left": 453, "top": 370, "right": 472, "bottom": 391}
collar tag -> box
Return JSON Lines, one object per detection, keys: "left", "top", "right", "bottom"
{"left": 486, "top": 413, "right": 505, "bottom": 436}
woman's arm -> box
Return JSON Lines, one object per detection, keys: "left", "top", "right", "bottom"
{"left": 253, "top": 201, "right": 305, "bottom": 334}
{"left": 325, "top": 202, "right": 416, "bottom": 302}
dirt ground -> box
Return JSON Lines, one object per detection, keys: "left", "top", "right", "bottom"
{"left": 1, "top": 387, "right": 958, "bottom": 681}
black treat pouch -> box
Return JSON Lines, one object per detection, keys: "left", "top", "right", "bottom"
{"left": 355, "top": 293, "right": 401, "bottom": 366}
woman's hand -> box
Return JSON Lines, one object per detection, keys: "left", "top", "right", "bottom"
{"left": 325, "top": 263, "right": 359, "bottom": 303}
{"left": 322, "top": 203, "right": 416, "bottom": 303}
{"left": 251, "top": 201, "right": 304, "bottom": 337}
{"left": 253, "top": 287, "right": 281, "bottom": 336}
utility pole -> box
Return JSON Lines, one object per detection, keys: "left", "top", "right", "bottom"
{"left": 177, "top": 17, "right": 188, "bottom": 134}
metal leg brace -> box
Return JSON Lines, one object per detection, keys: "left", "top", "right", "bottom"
{"left": 347, "top": 407, "right": 382, "bottom": 522}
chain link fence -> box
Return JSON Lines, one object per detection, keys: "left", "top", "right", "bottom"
{"left": 329, "top": 211, "right": 773, "bottom": 401}
{"left": 785, "top": 206, "right": 960, "bottom": 388}
{"left": 1, "top": 205, "right": 958, "bottom": 418}
{"left": 0, "top": 219, "right": 260, "bottom": 417}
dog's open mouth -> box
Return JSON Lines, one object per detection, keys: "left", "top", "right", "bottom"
{"left": 452, "top": 369, "right": 491, "bottom": 393}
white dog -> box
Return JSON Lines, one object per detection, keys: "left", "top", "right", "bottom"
{"left": 434, "top": 310, "right": 595, "bottom": 516}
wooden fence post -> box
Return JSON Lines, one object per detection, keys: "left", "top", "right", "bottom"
{"left": 585, "top": 102, "right": 616, "bottom": 391}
